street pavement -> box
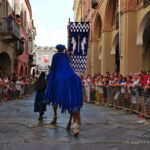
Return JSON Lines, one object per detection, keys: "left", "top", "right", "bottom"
{"left": 0, "top": 93, "right": 150, "bottom": 150}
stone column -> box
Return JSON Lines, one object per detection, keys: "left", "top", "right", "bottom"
{"left": 120, "top": 11, "right": 142, "bottom": 76}
{"left": 86, "top": 46, "right": 92, "bottom": 75}
{"left": 91, "top": 41, "right": 101, "bottom": 75}
{"left": 101, "top": 32, "right": 115, "bottom": 75}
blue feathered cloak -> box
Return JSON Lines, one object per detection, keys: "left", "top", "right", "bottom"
{"left": 44, "top": 52, "right": 83, "bottom": 113}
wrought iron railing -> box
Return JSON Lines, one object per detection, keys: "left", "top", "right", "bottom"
{"left": 0, "top": 18, "right": 20, "bottom": 40}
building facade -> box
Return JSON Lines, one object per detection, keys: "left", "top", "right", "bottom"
{"left": 33, "top": 46, "right": 57, "bottom": 73}
{"left": 73, "top": 0, "right": 150, "bottom": 76}
{"left": 73, "top": 0, "right": 82, "bottom": 22}
{"left": 0, "top": 0, "right": 36, "bottom": 76}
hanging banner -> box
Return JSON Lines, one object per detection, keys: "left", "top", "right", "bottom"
{"left": 68, "top": 22, "right": 90, "bottom": 72}
{"left": 43, "top": 55, "right": 49, "bottom": 63}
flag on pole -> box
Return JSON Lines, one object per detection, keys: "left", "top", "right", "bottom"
{"left": 68, "top": 22, "right": 90, "bottom": 72}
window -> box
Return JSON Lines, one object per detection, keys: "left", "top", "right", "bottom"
{"left": 0, "top": 3, "right": 2, "bottom": 17}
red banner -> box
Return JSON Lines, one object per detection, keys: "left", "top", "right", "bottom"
{"left": 44, "top": 55, "right": 48, "bottom": 63}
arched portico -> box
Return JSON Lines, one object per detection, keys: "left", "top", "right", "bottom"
{"left": 104, "top": 0, "right": 119, "bottom": 31}
{"left": 137, "top": 10, "right": 150, "bottom": 71}
{"left": 137, "top": 11, "right": 150, "bottom": 45}
{"left": 25, "top": 67, "right": 28, "bottom": 75}
{"left": 0, "top": 52, "right": 11, "bottom": 75}
{"left": 99, "top": 0, "right": 119, "bottom": 74}
{"left": 19, "top": 65, "right": 24, "bottom": 76}
{"left": 111, "top": 33, "right": 120, "bottom": 72}
{"left": 91, "top": 13, "right": 102, "bottom": 74}
{"left": 142, "top": 20, "right": 150, "bottom": 71}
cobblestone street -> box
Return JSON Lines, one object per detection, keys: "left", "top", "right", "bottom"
{"left": 0, "top": 93, "right": 150, "bottom": 150}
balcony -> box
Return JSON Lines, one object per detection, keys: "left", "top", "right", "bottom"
{"left": 143, "top": 0, "right": 150, "bottom": 8}
{"left": 91, "top": 0, "right": 101, "bottom": 9}
{"left": 0, "top": 18, "right": 20, "bottom": 41}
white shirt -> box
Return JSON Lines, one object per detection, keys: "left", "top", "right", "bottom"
{"left": 132, "top": 79, "right": 140, "bottom": 87}
{"left": 16, "top": 80, "right": 22, "bottom": 91}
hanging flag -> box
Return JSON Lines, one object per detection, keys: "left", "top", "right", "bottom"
{"left": 68, "top": 22, "right": 90, "bottom": 72}
{"left": 44, "top": 55, "right": 49, "bottom": 63}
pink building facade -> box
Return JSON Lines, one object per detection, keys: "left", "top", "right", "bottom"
{"left": 14, "top": 0, "right": 36, "bottom": 77}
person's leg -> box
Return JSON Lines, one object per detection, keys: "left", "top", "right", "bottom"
{"left": 38, "top": 113, "right": 43, "bottom": 120}
{"left": 38, "top": 103, "right": 44, "bottom": 120}
{"left": 72, "top": 112, "right": 80, "bottom": 136}
{"left": 51, "top": 105, "right": 58, "bottom": 124}
{"left": 66, "top": 112, "right": 73, "bottom": 131}
{"left": 87, "top": 87, "right": 90, "bottom": 102}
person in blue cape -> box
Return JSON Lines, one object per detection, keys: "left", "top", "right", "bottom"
{"left": 44, "top": 44, "right": 83, "bottom": 135}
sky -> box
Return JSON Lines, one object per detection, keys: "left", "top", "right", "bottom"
{"left": 30, "top": 0, "right": 74, "bottom": 47}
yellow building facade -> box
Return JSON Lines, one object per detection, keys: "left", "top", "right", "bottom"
{"left": 73, "top": 0, "right": 150, "bottom": 76}
{"left": 73, "top": 0, "right": 82, "bottom": 22}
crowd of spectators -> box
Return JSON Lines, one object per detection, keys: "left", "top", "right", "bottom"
{"left": 1, "top": 70, "right": 150, "bottom": 106}
{"left": 81, "top": 71, "right": 150, "bottom": 104}
{"left": 0, "top": 73, "right": 35, "bottom": 101}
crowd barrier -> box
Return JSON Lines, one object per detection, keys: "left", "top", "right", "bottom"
{"left": 83, "top": 85, "right": 150, "bottom": 118}
{"left": 24, "top": 83, "right": 35, "bottom": 95}
{"left": 0, "top": 83, "right": 35, "bottom": 102}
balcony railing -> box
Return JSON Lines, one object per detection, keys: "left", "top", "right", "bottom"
{"left": 91, "top": 0, "right": 101, "bottom": 9}
{"left": 0, "top": 18, "right": 20, "bottom": 40}
{"left": 143, "top": 0, "right": 150, "bottom": 8}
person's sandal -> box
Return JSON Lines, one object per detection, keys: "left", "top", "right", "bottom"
{"left": 50, "top": 116, "right": 57, "bottom": 124}
{"left": 73, "top": 122, "right": 79, "bottom": 136}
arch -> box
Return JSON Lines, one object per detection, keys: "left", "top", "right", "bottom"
{"left": 142, "top": 20, "right": 150, "bottom": 71}
{"left": 104, "top": 0, "right": 118, "bottom": 31}
{"left": 115, "top": 41, "right": 120, "bottom": 72}
{"left": 137, "top": 11, "right": 150, "bottom": 45}
{"left": 14, "top": 59, "right": 18, "bottom": 75}
{"left": 111, "top": 33, "right": 119, "bottom": 55}
{"left": 19, "top": 65, "right": 24, "bottom": 76}
{"left": 91, "top": 13, "right": 102, "bottom": 74}
{"left": 93, "top": 14, "right": 102, "bottom": 41}
{"left": 25, "top": 66, "right": 28, "bottom": 75}
{"left": 28, "top": 66, "right": 30, "bottom": 75}
{"left": 111, "top": 33, "right": 120, "bottom": 72}
{"left": 0, "top": 52, "right": 11, "bottom": 75}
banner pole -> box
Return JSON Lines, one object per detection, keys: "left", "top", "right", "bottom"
{"left": 67, "top": 18, "right": 70, "bottom": 51}
{"left": 81, "top": 0, "right": 82, "bottom": 22}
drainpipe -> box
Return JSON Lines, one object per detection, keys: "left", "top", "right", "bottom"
{"left": 81, "top": 0, "right": 82, "bottom": 22}
{"left": 119, "top": 0, "right": 122, "bottom": 73}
